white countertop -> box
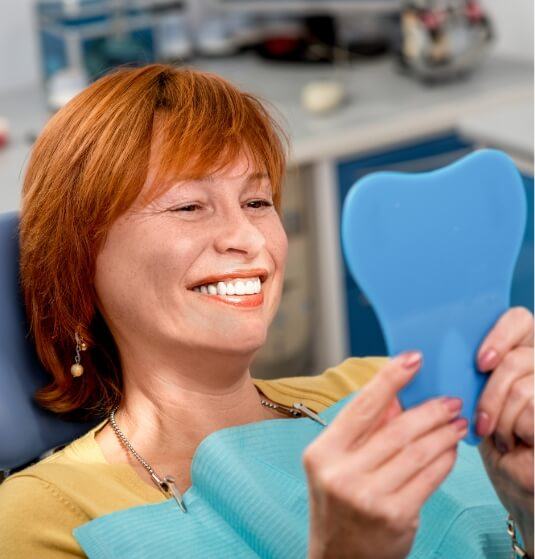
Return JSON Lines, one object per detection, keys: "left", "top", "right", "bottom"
{"left": 0, "top": 53, "right": 532, "bottom": 211}
{"left": 196, "top": 55, "right": 533, "bottom": 164}
{"left": 457, "top": 101, "right": 534, "bottom": 164}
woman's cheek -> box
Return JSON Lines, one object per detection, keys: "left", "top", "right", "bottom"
{"left": 272, "top": 218, "right": 289, "bottom": 264}
{"left": 273, "top": 228, "right": 289, "bottom": 307}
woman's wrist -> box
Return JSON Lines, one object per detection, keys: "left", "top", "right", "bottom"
{"left": 492, "top": 478, "right": 534, "bottom": 558}
{"left": 509, "top": 509, "right": 534, "bottom": 558}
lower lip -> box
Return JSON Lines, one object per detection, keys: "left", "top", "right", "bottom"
{"left": 191, "top": 291, "right": 264, "bottom": 308}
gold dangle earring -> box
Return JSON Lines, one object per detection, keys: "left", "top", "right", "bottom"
{"left": 71, "top": 331, "right": 87, "bottom": 378}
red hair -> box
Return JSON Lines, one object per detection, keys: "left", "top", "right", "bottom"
{"left": 19, "top": 64, "right": 288, "bottom": 419}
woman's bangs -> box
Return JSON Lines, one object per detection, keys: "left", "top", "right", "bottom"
{"left": 146, "top": 111, "right": 282, "bottom": 208}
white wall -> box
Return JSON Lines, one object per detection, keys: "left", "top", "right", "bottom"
{"left": 482, "top": 0, "right": 534, "bottom": 62}
{"left": 0, "top": 0, "right": 40, "bottom": 93}
{"left": 0, "top": 0, "right": 532, "bottom": 94}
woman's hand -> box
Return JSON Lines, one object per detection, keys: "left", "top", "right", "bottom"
{"left": 475, "top": 306, "right": 534, "bottom": 556}
{"left": 303, "top": 352, "right": 467, "bottom": 559}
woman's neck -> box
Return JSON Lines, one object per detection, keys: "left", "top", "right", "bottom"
{"left": 94, "top": 354, "right": 284, "bottom": 494}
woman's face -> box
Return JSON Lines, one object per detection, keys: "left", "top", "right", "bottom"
{"left": 94, "top": 152, "right": 288, "bottom": 359}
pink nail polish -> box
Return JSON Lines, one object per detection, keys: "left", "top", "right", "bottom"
{"left": 476, "top": 411, "right": 491, "bottom": 436}
{"left": 452, "top": 417, "right": 468, "bottom": 432}
{"left": 479, "top": 349, "right": 498, "bottom": 370}
{"left": 442, "top": 397, "right": 463, "bottom": 414}
{"left": 400, "top": 351, "right": 422, "bottom": 369}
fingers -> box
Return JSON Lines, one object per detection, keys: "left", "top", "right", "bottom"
{"left": 515, "top": 400, "right": 534, "bottom": 447}
{"left": 371, "top": 416, "right": 466, "bottom": 495}
{"left": 477, "top": 307, "right": 534, "bottom": 372}
{"left": 493, "top": 375, "right": 533, "bottom": 452}
{"left": 476, "top": 346, "right": 533, "bottom": 436}
{"left": 393, "top": 446, "right": 459, "bottom": 516}
{"left": 314, "top": 351, "right": 422, "bottom": 453}
{"left": 374, "top": 396, "right": 403, "bottom": 432}
{"left": 338, "top": 404, "right": 466, "bottom": 496}
{"left": 346, "top": 395, "right": 463, "bottom": 471}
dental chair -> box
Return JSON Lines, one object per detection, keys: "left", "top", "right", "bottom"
{"left": 0, "top": 211, "right": 99, "bottom": 476}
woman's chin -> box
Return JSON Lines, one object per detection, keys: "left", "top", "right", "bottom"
{"left": 199, "top": 331, "right": 268, "bottom": 356}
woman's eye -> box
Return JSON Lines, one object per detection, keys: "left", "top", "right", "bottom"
{"left": 172, "top": 204, "right": 201, "bottom": 212}
{"left": 247, "top": 199, "right": 273, "bottom": 209}
{"left": 170, "top": 200, "right": 272, "bottom": 212}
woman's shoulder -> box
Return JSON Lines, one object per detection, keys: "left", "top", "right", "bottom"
{"left": 254, "top": 355, "right": 389, "bottom": 413}
{"left": 0, "top": 421, "right": 163, "bottom": 558}
{"left": 1, "top": 419, "right": 111, "bottom": 505}
{"left": 0, "top": 463, "right": 89, "bottom": 558}
{"left": 1, "top": 420, "right": 162, "bottom": 510}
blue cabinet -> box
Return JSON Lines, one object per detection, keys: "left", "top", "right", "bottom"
{"left": 337, "top": 133, "right": 534, "bottom": 357}
{"left": 511, "top": 174, "right": 534, "bottom": 311}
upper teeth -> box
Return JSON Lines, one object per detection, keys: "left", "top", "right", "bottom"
{"left": 193, "top": 277, "right": 262, "bottom": 296}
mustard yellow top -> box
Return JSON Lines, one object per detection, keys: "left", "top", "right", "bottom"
{"left": 0, "top": 356, "right": 387, "bottom": 559}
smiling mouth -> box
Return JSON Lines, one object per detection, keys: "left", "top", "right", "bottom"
{"left": 190, "top": 276, "right": 263, "bottom": 296}
{"left": 188, "top": 276, "right": 265, "bottom": 308}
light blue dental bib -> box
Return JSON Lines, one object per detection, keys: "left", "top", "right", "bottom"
{"left": 74, "top": 393, "right": 509, "bottom": 558}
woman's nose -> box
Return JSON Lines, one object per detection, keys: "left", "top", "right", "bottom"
{"left": 213, "top": 210, "right": 266, "bottom": 257}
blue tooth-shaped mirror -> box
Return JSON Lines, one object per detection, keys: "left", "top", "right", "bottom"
{"left": 340, "top": 149, "right": 527, "bottom": 445}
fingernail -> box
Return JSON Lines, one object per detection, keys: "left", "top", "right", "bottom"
{"left": 475, "top": 411, "right": 491, "bottom": 436}
{"left": 442, "top": 397, "right": 463, "bottom": 415}
{"left": 452, "top": 417, "right": 469, "bottom": 432}
{"left": 479, "top": 348, "right": 498, "bottom": 370}
{"left": 494, "top": 434, "right": 509, "bottom": 454}
{"left": 400, "top": 351, "right": 422, "bottom": 369}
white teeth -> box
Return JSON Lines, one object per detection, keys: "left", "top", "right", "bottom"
{"left": 193, "top": 276, "right": 263, "bottom": 296}
{"left": 207, "top": 284, "right": 217, "bottom": 295}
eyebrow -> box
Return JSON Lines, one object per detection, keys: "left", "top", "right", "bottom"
{"left": 246, "top": 172, "right": 269, "bottom": 182}
{"left": 193, "top": 172, "right": 269, "bottom": 184}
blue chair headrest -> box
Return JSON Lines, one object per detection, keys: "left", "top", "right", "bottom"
{"left": 0, "top": 212, "right": 99, "bottom": 471}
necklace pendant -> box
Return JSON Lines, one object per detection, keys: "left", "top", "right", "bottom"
{"left": 292, "top": 403, "right": 328, "bottom": 426}
{"left": 161, "top": 475, "right": 187, "bottom": 513}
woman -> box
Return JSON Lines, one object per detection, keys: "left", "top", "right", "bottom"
{"left": 0, "top": 64, "right": 532, "bottom": 558}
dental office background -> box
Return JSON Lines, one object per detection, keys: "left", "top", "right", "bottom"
{"left": 0, "top": 0, "right": 533, "bottom": 381}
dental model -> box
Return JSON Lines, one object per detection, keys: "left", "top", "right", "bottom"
{"left": 341, "top": 149, "right": 527, "bottom": 444}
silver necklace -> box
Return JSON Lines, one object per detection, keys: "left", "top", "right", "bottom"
{"left": 108, "top": 396, "right": 326, "bottom": 514}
